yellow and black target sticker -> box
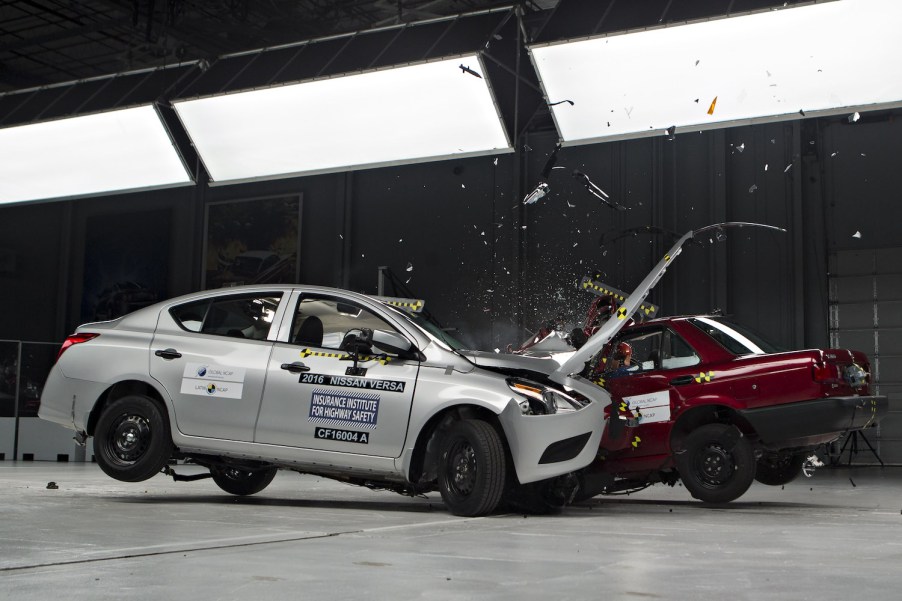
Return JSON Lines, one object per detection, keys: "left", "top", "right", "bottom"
{"left": 617, "top": 307, "right": 628, "bottom": 320}
{"left": 300, "top": 348, "right": 392, "bottom": 365}
{"left": 694, "top": 371, "right": 715, "bottom": 383}
{"left": 631, "top": 435, "right": 641, "bottom": 448}
{"left": 374, "top": 296, "right": 425, "bottom": 313}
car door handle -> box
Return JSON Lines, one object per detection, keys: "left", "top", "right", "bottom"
{"left": 281, "top": 362, "right": 311, "bottom": 373}
{"left": 154, "top": 348, "right": 182, "bottom": 360}
{"left": 670, "top": 375, "right": 695, "bottom": 386}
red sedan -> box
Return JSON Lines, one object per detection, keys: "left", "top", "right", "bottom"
{"left": 577, "top": 311, "right": 886, "bottom": 503}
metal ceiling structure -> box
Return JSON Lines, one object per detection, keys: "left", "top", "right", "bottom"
{"left": 0, "top": 0, "right": 530, "bottom": 93}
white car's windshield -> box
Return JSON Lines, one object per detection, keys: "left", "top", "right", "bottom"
{"left": 382, "top": 303, "right": 468, "bottom": 352}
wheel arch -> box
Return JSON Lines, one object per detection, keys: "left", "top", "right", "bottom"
{"left": 670, "top": 401, "right": 758, "bottom": 451}
{"left": 406, "top": 404, "right": 505, "bottom": 487}
{"left": 87, "top": 379, "right": 171, "bottom": 437}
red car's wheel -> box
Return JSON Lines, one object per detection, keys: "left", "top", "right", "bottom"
{"left": 755, "top": 452, "right": 805, "bottom": 486}
{"left": 676, "top": 423, "right": 755, "bottom": 503}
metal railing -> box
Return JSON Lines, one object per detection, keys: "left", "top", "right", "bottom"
{"left": 0, "top": 339, "right": 60, "bottom": 460}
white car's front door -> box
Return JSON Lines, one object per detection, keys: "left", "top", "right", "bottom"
{"left": 255, "top": 293, "right": 419, "bottom": 458}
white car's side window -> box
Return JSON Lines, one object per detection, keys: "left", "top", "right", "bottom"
{"left": 170, "top": 294, "right": 282, "bottom": 340}
{"left": 290, "top": 296, "right": 393, "bottom": 351}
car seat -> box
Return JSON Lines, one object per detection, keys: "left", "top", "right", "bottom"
{"left": 293, "top": 315, "right": 323, "bottom": 347}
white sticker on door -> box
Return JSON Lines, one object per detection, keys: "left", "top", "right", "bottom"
{"left": 180, "top": 362, "right": 246, "bottom": 399}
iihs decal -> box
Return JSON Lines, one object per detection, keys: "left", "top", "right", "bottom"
{"left": 299, "top": 372, "right": 405, "bottom": 393}
{"left": 308, "top": 389, "right": 380, "bottom": 429}
{"left": 314, "top": 427, "right": 370, "bottom": 444}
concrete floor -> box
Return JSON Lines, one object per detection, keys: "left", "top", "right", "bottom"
{"left": 1, "top": 462, "right": 900, "bottom": 601}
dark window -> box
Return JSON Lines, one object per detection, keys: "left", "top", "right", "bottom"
{"left": 687, "top": 317, "right": 783, "bottom": 355}
{"left": 170, "top": 294, "right": 282, "bottom": 340}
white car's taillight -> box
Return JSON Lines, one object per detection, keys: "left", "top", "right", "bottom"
{"left": 57, "top": 333, "right": 99, "bottom": 362}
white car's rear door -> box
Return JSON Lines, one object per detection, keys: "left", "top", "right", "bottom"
{"left": 149, "top": 291, "right": 282, "bottom": 442}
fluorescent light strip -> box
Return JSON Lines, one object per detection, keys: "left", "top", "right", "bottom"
{"left": 0, "top": 105, "right": 192, "bottom": 205}
{"left": 530, "top": 0, "right": 902, "bottom": 144}
{"left": 173, "top": 55, "right": 511, "bottom": 183}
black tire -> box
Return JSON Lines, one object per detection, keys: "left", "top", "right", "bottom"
{"left": 93, "top": 395, "right": 173, "bottom": 482}
{"left": 675, "top": 423, "right": 756, "bottom": 504}
{"left": 210, "top": 465, "right": 278, "bottom": 495}
{"left": 438, "top": 419, "right": 506, "bottom": 517}
{"left": 755, "top": 452, "right": 805, "bottom": 486}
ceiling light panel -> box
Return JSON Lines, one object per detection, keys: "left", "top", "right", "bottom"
{"left": 0, "top": 105, "right": 192, "bottom": 205}
{"left": 173, "top": 55, "right": 511, "bottom": 183}
{"left": 530, "top": 0, "right": 902, "bottom": 144}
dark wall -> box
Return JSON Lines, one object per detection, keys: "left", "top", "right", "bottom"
{"left": 1, "top": 110, "right": 900, "bottom": 352}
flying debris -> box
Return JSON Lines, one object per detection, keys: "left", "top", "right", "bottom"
{"left": 735, "top": 143, "right": 746, "bottom": 153}
{"left": 406, "top": 262, "right": 413, "bottom": 272}
{"left": 707, "top": 96, "right": 718, "bottom": 115}
{"left": 749, "top": 184, "right": 758, "bottom": 193}
{"left": 848, "top": 112, "right": 861, "bottom": 123}
{"left": 784, "top": 163, "right": 793, "bottom": 172}
{"left": 572, "top": 170, "right": 627, "bottom": 211}
{"left": 799, "top": 109, "right": 806, "bottom": 117}
{"left": 665, "top": 125, "right": 676, "bottom": 141}
{"left": 522, "top": 183, "right": 549, "bottom": 205}
{"left": 549, "top": 99, "right": 575, "bottom": 107}
{"left": 853, "top": 231, "right": 862, "bottom": 239}
{"left": 522, "top": 144, "right": 562, "bottom": 205}
{"left": 458, "top": 64, "right": 482, "bottom": 78}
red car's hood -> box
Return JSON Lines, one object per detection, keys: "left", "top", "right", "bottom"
{"left": 549, "top": 222, "right": 786, "bottom": 388}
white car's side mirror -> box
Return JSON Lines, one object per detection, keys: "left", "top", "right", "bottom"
{"left": 371, "top": 329, "right": 413, "bottom": 355}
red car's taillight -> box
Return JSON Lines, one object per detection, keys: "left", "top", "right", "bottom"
{"left": 813, "top": 362, "right": 840, "bottom": 383}
{"left": 57, "top": 333, "right": 99, "bottom": 362}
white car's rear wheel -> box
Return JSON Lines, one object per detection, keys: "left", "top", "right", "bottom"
{"left": 93, "top": 395, "right": 173, "bottom": 482}
{"left": 438, "top": 419, "right": 506, "bottom": 516}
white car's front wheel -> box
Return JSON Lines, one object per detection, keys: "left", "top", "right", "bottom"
{"left": 93, "top": 395, "right": 173, "bottom": 482}
{"left": 437, "top": 419, "right": 506, "bottom": 517}
{"left": 210, "top": 465, "right": 278, "bottom": 495}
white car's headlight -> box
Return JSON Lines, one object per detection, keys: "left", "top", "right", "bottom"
{"left": 507, "top": 378, "right": 584, "bottom": 415}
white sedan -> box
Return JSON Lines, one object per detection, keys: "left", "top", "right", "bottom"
{"left": 39, "top": 286, "right": 607, "bottom": 516}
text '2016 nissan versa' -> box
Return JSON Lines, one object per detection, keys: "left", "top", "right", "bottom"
{"left": 39, "top": 287, "right": 611, "bottom": 516}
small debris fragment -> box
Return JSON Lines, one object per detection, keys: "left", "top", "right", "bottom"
{"left": 853, "top": 231, "right": 862, "bottom": 239}
{"left": 707, "top": 96, "right": 718, "bottom": 115}
{"left": 784, "top": 163, "right": 793, "bottom": 173}
{"left": 459, "top": 64, "right": 482, "bottom": 78}
{"left": 736, "top": 143, "right": 745, "bottom": 153}
{"left": 799, "top": 109, "right": 806, "bottom": 117}
{"left": 46, "top": 481, "right": 58, "bottom": 489}
{"left": 493, "top": 157, "right": 498, "bottom": 166}
{"left": 406, "top": 262, "right": 413, "bottom": 272}
{"left": 765, "top": 164, "right": 769, "bottom": 171}
{"left": 549, "top": 99, "right": 575, "bottom": 107}
{"left": 749, "top": 184, "right": 758, "bottom": 193}
{"left": 848, "top": 111, "right": 860, "bottom": 123}
{"left": 665, "top": 125, "right": 676, "bottom": 140}
{"left": 849, "top": 477, "right": 856, "bottom": 488}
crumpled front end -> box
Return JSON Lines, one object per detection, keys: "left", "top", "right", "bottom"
{"left": 497, "top": 392, "right": 605, "bottom": 484}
